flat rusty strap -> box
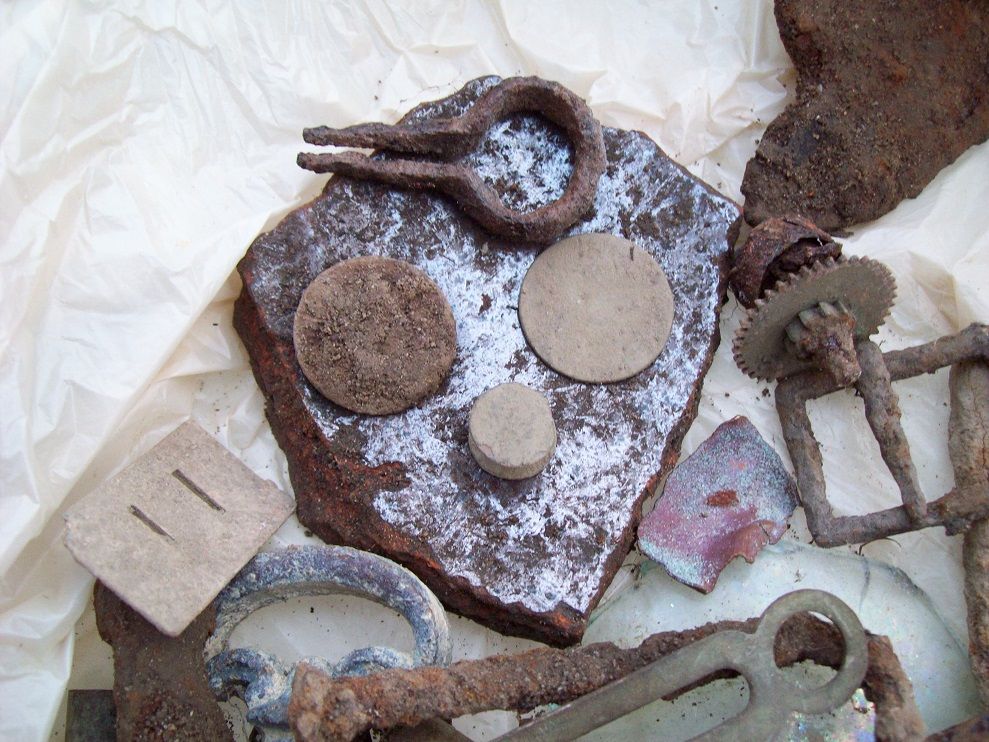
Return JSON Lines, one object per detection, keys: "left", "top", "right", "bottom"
{"left": 297, "top": 76, "right": 606, "bottom": 244}
{"left": 776, "top": 324, "right": 989, "bottom": 547}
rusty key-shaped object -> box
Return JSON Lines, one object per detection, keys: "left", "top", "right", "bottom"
{"left": 297, "top": 76, "right": 606, "bottom": 244}
{"left": 501, "top": 590, "right": 868, "bottom": 742}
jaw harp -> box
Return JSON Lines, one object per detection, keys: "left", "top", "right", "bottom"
{"left": 502, "top": 589, "right": 868, "bottom": 742}
{"left": 296, "top": 76, "right": 607, "bottom": 244}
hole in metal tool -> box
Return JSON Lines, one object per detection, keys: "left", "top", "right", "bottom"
{"left": 172, "top": 469, "right": 225, "bottom": 512}
{"left": 128, "top": 505, "right": 175, "bottom": 542}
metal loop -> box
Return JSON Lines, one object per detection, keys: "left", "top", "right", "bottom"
{"left": 297, "top": 76, "right": 607, "bottom": 243}
{"left": 205, "top": 545, "right": 451, "bottom": 739}
{"left": 751, "top": 589, "right": 869, "bottom": 716}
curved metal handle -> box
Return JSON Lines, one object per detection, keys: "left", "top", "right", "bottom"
{"left": 205, "top": 545, "right": 451, "bottom": 739}
{"left": 297, "top": 76, "right": 607, "bottom": 244}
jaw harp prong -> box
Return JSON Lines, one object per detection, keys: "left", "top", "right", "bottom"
{"left": 296, "top": 76, "right": 607, "bottom": 244}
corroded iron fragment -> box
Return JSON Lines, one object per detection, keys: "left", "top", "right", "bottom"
{"left": 730, "top": 216, "right": 840, "bottom": 309}
{"left": 234, "top": 75, "right": 740, "bottom": 645}
{"left": 637, "top": 417, "right": 798, "bottom": 593}
{"left": 66, "top": 690, "right": 115, "bottom": 742}
{"left": 298, "top": 76, "right": 606, "bottom": 244}
{"left": 741, "top": 0, "right": 989, "bottom": 231}
{"left": 94, "top": 582, "right": 232, "bottom": 741}
{"left": 776, "top": 324, "right": 989, "bottom": 546}
{"left": 205, "top": 546, "right": 451, "bottom": 740}
{"left": 951, "top": 361, "right": 989, "bottom": 706}
{"left": 288, "top": 595, "right": 918, "bottom": 742}
{"left": 928, "top": 714, "right": 989, "bottom": 742}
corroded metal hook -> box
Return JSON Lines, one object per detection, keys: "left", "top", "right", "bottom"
{"left": 297, "top": 76, "right": 607, "bottom": 244}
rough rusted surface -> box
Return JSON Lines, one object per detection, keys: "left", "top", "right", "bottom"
{"left": 298, "top": 76, "right": 606, "bottom": 244}
{"left": 741, "top": 0, "right": 989, "bottom": 231}
{"left": 293, "top": 257, "right": 457, "bottom": 415}
{"left": 785, "top": 301, "right": 861, "bottom": 387}
{"left": 289, "top": 611, "right": 918, "bottom": 742}
{"left": 730, "top": 216, "right": 840, "bottom": 308}
{"left": 865, "top": 634, "right": 927, "bottom": 742}
{"left": 94, "top": 582, "right": 232, "bottom": 742}
{"left": 234, "top": 76, "right": 740, "bottom": 646}
{"left": 776, "top": 325, "right": 989, "bottom": 546}
{"left": 637, "top": 416, "right": 798, "bottom": 593}
{"left": 928, "top": 715, "right": 989, "bottom": 741}
{"left": 951, "top": 361, "right": 989, "bottom": 706}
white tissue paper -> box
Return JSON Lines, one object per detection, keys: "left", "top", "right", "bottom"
{"left": 2, "top": 1, "right": 987, "bottom": 739}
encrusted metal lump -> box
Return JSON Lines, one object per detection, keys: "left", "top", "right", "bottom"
{"left": 741, "top": 0, "right": 989, "bottom": 231}
{"left": 293, "top": 256, "right": 457, "bottom": 415}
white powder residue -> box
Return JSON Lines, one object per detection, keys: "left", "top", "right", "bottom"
{"left": 251, "top": 77, "right": 739, "bottom": 619}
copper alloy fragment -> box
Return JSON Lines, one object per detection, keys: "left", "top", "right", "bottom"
{"left": 289, "top": 590, "right": 918, "bottom": 742}
{"left": 297, "top": 76, "right": 606, "bottom": 244}
{"left": 776, "top": 324, "right": 989, "bottom": 547}
{"left": 637, "top": 416, "right": 798, "bottom": 593}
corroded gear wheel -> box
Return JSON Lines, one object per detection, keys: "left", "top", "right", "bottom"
{"left": 733, "top": 256, "right": 896, "bottom": 381}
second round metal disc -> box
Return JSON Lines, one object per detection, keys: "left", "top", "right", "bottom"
{"left": 518, "top": 233, "right": 674, "bottom": 383}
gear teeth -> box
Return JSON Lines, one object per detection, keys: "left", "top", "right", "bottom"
{"left": 731, "top": 254, "right": 897, "bottom": 381}
{"left": 732, "top": 304, "right": 775, "bottom": 380}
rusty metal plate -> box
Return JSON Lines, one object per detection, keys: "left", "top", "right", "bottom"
{"left": 235, "top": 76, "right": 740, "bottom": 645}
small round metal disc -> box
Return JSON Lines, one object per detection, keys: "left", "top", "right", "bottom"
{"left": 293, "top": 256, "right": 457, "bottom": 415}
{"left": 518, "top": 233, "right": 675, "bottom": 383}
{"left": 469, "top": 383, "right": 557, "bottom": 480}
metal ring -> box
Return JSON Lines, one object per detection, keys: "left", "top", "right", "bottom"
{"left": 205, "top": 545, "right": 451, "bottom": 738}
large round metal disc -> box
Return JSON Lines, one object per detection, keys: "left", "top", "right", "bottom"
{"left": 293, "top": 256, "right": 457, "bottom": 415}
{"left": 518, "top": 233, "right": 675, "bottom": 383}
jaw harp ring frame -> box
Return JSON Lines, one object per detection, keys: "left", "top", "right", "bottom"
{"left": 297, "top": 76, "right": 607, "bottom": 244}
{"left": 204, "top": 545, "right": 451, "bottom": 740}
